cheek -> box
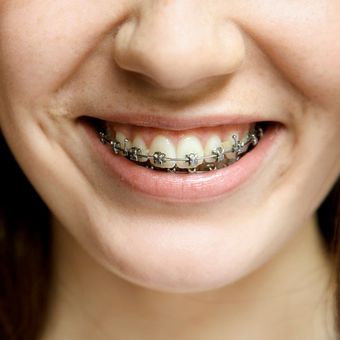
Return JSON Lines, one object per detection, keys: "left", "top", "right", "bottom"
{"left": 240, "top": 1, "right": 340, "bottom": 109}
{"left": 1, "top": 0, "right": 340, "bottom": 110}
{"left": 0, "top": 1, "right": 126, "bottom": 100}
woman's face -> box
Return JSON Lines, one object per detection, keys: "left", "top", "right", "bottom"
{"left": 0, "top": 1, "right": 339, "bottom": 292}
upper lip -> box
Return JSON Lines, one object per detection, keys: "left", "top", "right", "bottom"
{"left": 85, "top": 112, "right": 271, "bottom": 131}
{"left": 78, "top": 101, "right": 282, "bottom": 131}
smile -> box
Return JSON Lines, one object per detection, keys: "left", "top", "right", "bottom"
{"left": 98, "top": 122, "right": 264, "bottom": 173}
{"left": 85, "top": 116, "right": 282, "bottom": 202}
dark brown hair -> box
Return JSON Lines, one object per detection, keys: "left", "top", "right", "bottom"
{"left": 0, "top": 132, "right": 339, "bottom": 340}
{"left": 0, "top": 133, "right": 51, "bottom": 340}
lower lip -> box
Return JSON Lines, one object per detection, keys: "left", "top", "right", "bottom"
{"left": 86, "top": 123, "right": 282, "bottom": 203}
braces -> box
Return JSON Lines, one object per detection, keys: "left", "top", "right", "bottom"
{"left": 99, "top": 125, "right": 263, "bottom": 173}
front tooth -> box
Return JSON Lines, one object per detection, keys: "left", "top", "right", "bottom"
{"left": 116, "top": 131, "right": 131, "bottom": 155}
{"left": 132, "top": 136, "right": 149, "bottom": 162}
{"left": 177, "top": 136, "right": 204, "bottom": 169}
{"left": 204, "top": 135, "right": 222, "bottom": 163}
{"left": 149, "top": 135, "right": 176, "bottom": 168}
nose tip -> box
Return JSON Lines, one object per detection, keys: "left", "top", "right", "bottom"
{"left": 113, "top": 3, "right": 245, "bottom": 90}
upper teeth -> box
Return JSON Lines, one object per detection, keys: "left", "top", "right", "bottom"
{"left": 149, "top": 135, "right": 176, "bottom": 168}
{"left": 100, "top": 123, "right": 262, "bottom": 171}
{"left": 115, "top": 132, "right": 131, "bottom": 156}
{"left": 205, "top": 135, "right": 222, "bottom": 163}
{"left": 132, "top": 135, "right": 149, "bottom": 162}
{"left": 177, "top": 136, "right": 204, "bottom": 169}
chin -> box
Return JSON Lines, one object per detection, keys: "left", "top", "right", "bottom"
{"left": 75, "top": 212, "right": 285, "bottom": 294}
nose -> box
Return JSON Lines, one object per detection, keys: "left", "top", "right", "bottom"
{"left": 113, "top": 1, "right": 245, "bottom": 90}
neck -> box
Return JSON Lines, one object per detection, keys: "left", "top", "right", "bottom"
{"left": 40, "top": 216, "right": 335, "bottom": 340}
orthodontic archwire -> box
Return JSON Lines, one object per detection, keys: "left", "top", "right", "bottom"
{"left": 98, "top": 125, "right": 264, "bottom": 173}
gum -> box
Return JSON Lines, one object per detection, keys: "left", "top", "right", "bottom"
{"left": 106, "top": 122, "right": 253, "bottom": 147}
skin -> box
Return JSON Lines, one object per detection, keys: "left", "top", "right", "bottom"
{"left": 0, "top": 0, "right": 339, "bottom": 339}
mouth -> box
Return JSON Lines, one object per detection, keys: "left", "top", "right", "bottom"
{"left": 98, "top": 121, "right": 264, "bottom": 173}
{"left": 82, "top": 116, "right": 282, "bottom": 202}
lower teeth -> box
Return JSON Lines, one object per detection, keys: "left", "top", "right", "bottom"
{"left": 99, "top": 124, "right": 264, "bottom": 173}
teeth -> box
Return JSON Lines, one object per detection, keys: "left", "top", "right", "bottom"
{"left": 222, "top": 132, "right": 238, "bottom": 160}
{"left": 106, "top": 125, "right": 259, "bottom": 171}
{"left": 241, "top": 131, "right": 250, "bottom": 142}
{"left": 132, "top": 136, "right": 148, "bottom": 162}
{"left": 222, "top": 132, "right": 238, "bottom": 150}
{"left": 204, "top": 135, "right": 222, "bottom": 163}
{"left": 177, "top": 136, "right": 204, "bottom": 169}
{"left": 149, "top": 135, "right": 176, "bottom": 168}
{"left": 116, "top": 131, "right": 131, "bottom": 155}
